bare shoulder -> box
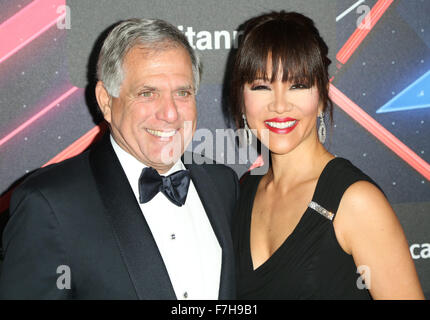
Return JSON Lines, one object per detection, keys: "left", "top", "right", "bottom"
{"left": 334, "top": 180, "right": 424, "bottom": 299}
{"left": 336, "top": 180, "right": 394, "bottom": 224}
{"left": 334, "top": 180, "right": 398, "bottom": 253}
{"left": 340, "top": 180, "right": 389, "bottom": 212}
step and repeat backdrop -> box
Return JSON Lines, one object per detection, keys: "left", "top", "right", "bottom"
{"left": 0, "top": 0, "right": 429, "bottom": 297}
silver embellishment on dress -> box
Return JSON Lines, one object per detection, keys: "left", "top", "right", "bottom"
{"left": 308, "top": 201, "right": 334, "bottom": 221}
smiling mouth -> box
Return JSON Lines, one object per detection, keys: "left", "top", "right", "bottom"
{"left": 264, "top": 120, "right": 298, "bottom": 129}
{"left": 146, "top": 128, "right": 177, "bottom": 138}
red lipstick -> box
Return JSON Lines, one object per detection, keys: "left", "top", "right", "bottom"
{"left": 264, "top": 117, "right": 299, "bottom": 134}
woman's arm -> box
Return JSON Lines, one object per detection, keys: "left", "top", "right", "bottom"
{"left": 334, "top": 181, "right": 425, "bottom": 300}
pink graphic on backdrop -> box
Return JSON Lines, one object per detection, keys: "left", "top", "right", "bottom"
{"left": 0, "top": 86, "right": 79, "bottom": 148}
{"left": 0, "top": 0, "right": 66, "bottom": 64}
{"left": 336, "top": 0, "right": 394, "bottom": 65}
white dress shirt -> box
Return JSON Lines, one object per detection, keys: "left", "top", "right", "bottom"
{"left": 110, "top": 135, "right": 222, "bottom": 300}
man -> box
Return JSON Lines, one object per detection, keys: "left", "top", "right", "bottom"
{"left": 0, "top": 19, "right": 239, "bottom": 299}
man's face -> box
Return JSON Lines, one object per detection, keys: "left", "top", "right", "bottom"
{"left": 98, "top": 45, "right": 197, "bottom": 173}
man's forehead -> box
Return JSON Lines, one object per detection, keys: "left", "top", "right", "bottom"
{"left": 124, "top": 42, "right": 186, "bottom": 63}
{"left": 121, "top": 49, "right": 191, "bottom": 78}
{"left": 123, "top": 46, "right": 190, "bottom": 72}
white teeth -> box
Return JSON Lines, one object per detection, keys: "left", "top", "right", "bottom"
{"left": 265, "top": 121, "right": 297, "bottom": 129}
{"left": 146, "top": 129, "right": 177, "bottom": 138}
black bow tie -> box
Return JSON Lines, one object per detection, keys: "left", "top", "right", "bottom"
{"left": 138, "top": 167, "right": 191, "bottom": 207}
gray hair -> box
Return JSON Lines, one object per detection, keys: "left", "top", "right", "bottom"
{"left": 97, "top": 18, "right": 202, "bottom": 97}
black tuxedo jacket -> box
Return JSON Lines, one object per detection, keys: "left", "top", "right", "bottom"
{"left": 0, "top": 134, "right": 239, "bottom": 299}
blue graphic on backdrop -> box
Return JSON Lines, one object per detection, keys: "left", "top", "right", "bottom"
{"left": 377, "top": 70, "right": 430, "bottom": 113}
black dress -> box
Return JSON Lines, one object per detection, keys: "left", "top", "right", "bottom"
{"left": 233, "top": 157, "right": 381, "bottom": 299}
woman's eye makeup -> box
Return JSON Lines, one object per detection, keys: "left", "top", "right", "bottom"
{"left": 290, "top": 83, "right": 309, "bottom": 89}
{"left": 250, "top": 84, "right": 270, "bottom": 91}
{"left": 249, "top": 83, "right": 310, "bottom": 91}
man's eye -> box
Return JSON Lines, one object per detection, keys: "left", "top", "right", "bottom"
{"left": 250, "top": 85, "right": 270, "bottom": 91}
{"left": 290, "top": 84, "right": 309, "bottom": 89}
{"left": 139, "top": 91, "right": 154, "bottom": 98}
{"left": 177, "top": 90, "right": 191, "bottom": 97}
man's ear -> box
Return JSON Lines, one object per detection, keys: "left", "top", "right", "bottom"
{"left": 95, "top": 81, "right": 112, "bottom": 123}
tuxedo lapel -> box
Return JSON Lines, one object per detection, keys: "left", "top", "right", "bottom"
{"left": 185, "top": 162, "right": 235, "bottom": 299}
{"left": 89, "top": 134, "right": 176, "bottom": 300}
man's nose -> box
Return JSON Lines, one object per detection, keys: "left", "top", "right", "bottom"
{"left": 156, "top": 93, "right": 179, "bottom": 122}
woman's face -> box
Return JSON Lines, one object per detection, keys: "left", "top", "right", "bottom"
{"left": 243, "top": 62, "right": 323, "bottom": 156}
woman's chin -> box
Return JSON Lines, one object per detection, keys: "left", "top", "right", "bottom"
{"left": 265, "top": 142, "right": 297, "bottom": 155}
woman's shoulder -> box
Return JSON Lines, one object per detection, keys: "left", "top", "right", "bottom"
{"left": 334, "top": 164, "right": 403, "bottom": 260}
{"left": 320, "top": 157, "right": 383, "bottom": 196}
{"left": 340, "top": 179, "right": 388, "bottom": 212}
{"left": 312, "top": 157, "right": 383, "bottom": 215}
{"left": 331, "top": 158, "right": 392, "bottom": 232}
{"left": 323, "top": 157, "right": 373, "bottom": 181}
{"left": 328, "top": 158, "right": 394, "bottom": 255}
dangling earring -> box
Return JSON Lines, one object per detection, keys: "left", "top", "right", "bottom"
{"left": 318, "top": 112, "right": 326, "bottom": 144}
{"left": 242, "top": 113, "right": 252, "bottom": 146}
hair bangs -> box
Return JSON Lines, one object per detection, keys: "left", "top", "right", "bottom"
{"left": 241, "top": 19, "right": 320, "bottom": 88}
{"left": 230, "top": 11, "right": 333, "bottom": 128}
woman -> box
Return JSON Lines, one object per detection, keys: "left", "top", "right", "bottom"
{"left": 230, "top": 11, "right": 424, "bottom": 299}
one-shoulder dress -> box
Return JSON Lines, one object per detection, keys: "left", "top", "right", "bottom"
{"left": 233, "top": 157, "right": 381, "bottom": 299}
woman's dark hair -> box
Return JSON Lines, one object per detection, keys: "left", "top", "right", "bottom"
{"left": 230, "top": 11, "right": 333, "bottom": 128}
